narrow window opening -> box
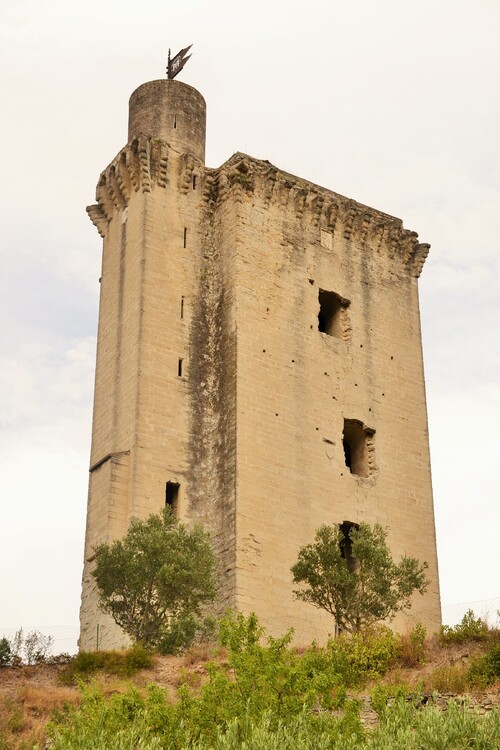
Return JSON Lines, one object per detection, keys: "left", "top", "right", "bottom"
{"left": 165, "top": 482, "right": 180, "bottom": 517}
{"left": 178, "top": 358, "right": 183, "bottom": 377}
{"left": 339, "top": 521, "right": 359, "bottom": 573}
{"left": 342, "top": 419, "right": 376, "bottom": 477}
{"left": 343, "top": 438, "right": 352, "bottom": 471}
{"left": 318, "top": 290, "right": 351, "bottom": 340}
{"left": 173, "top": 115, "right": 177, "bottom": 129}
{"left": 183, "top": 227, "right": 187, "bottom": 248}
{"left": 192, "top": 175, "right": 197, "bottom": 189}
{"left": 180, "top": 296, "right": 184, "bottom": 319}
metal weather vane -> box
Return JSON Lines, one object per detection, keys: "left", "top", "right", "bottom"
{"left": 167, "top": 44, "right": 193, "bottom": 80}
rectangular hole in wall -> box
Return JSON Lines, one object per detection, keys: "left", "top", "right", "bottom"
{"left": 165, "top": 482, "right": 180, "bottom": 517}
{"left": 339, "top": 521, "right": 359, "bottom": 573}
{"left": 180, "top": 296, "right": 184, "bottom": 319}
{"left": 178, "top": 358, "right": 183, "bottom": 377}
{"left": 173, "top": 115, "right": 177, "bottom": 129}
{"left": 183, "top": 227, "right": 187, "bottom": 248}
{"left": 318, "top": 289, "right": 351, "bottom": 340}
{"left": 343, "top": 419, "right": 375, "bottom": 477}
{"left": 192, "top": 175, "right": 197, "bottom": 189}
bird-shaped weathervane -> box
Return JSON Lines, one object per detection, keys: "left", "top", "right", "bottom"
{"left": 167, "top": 44, "right": 193, "bottom": 80}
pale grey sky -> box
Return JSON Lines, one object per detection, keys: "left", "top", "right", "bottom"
{"left": 1, "top": 0, "right": 498, "bottom": 640}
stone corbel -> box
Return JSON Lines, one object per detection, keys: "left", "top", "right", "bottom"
{"left": 86, "top": 204, "right": 108, "bottom": 238}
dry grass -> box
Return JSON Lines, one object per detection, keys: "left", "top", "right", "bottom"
{"left": 425, "top": 663, "right": 470, "bottom": 693}
{"left": 0, "top": 677, "right": 79, "bottom": 749}
{"left": 183, "top": 642, "right": 215, "bottom": 666}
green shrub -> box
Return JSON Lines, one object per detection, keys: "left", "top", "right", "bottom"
{"left": 326, "top": 627, "right": 400, "bottom": 686}
{"left": 468, "top": 642, "right": 500, "bottom": 686}
{"left": 158, "top": 614, "right": 218, "bottom": 655}
{"left": 370, "top": 683, "right": 414, "bottom": 717}
{"left": 369, "top": 697, "right": 500, "bottom": 750}
{"left": 207, "top": 611, "right": 350, "bottom": 727}
{"left": 46, "top": 687, "right": 500, "bottom": 750}
{"left": 60, "top": 644, "right": 153, "bottom": 683}
{"left": 439, "top": 610, "right": 488, "bottom": 644}
{"left": 46, "top": 614, "right": 500, "bottom": 749}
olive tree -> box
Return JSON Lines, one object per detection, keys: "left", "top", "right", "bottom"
{"left": 92, "top": 508, "right": 216, "bottom": 649}
{"left": 291, "top": 523, "right": 429, "bottom": 634}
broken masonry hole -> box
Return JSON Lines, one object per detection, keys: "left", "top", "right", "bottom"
{"left": 318, "top": 289, "right": 351, "bottom": 339}
{"left": 342, "top": 419, "right": 375, "bottom": 478}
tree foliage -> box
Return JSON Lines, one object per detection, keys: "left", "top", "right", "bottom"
{"left": 291, "top": 523, "right": 429, "bottom": 633}
{"left": 92, "top": 508, "right": 216, "bottom": 648}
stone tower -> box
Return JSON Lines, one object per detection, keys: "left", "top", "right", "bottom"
{"left": 79, "top": 78, "right": 441, "bottom": 650}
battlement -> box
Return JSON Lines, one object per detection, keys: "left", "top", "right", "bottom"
{"left": 88, "top": 142, "right": 429, "bottom": 278}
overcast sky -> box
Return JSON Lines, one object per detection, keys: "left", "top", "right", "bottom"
{"left": 1, "top": 0, "right": 498, "bottom": 642}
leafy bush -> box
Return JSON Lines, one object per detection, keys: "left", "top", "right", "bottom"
{"left": 369, "top": 697, "right": 500, "bottom": 750}
{"left": 326, "top": 627, "right": 400, "bottom": 686}
{"left": 47, "top": 684, "right": 361, "bottom": 750}
{"left": 370, "top": 683, "right": 414, "bottom": 717}
{"left": 468, "top": 642, "right": 500, "bottom": 686}
{"left": 291, "top": 523, "right": 429, "bottom": 633}
{"left": 46, "top": 687, "right": 500, "bottom": 750}
{"left": 60, "top": 644, "right": 153, "bottom": 684}
{"left": 209, "top": 611, "right": 351, "bottom": 726}
{"left": 92, "top": 508, "right": 216, "bottom": 649}
{"left": 439, "top": 610, "right": 488, "bottom": 644}
{"left": 158, "top": 614, "right": 218, "bottom": 655}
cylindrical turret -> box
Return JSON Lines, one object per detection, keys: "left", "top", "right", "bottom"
{"left": 128, "top": 79, "right": 206, "bottom": 163}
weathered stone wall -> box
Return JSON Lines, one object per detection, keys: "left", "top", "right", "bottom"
{"left": 80, "top": 80, "right": 440, "bottom": 650}
{"left": 204, "top": 155, "right": 440, "bottom": 640}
